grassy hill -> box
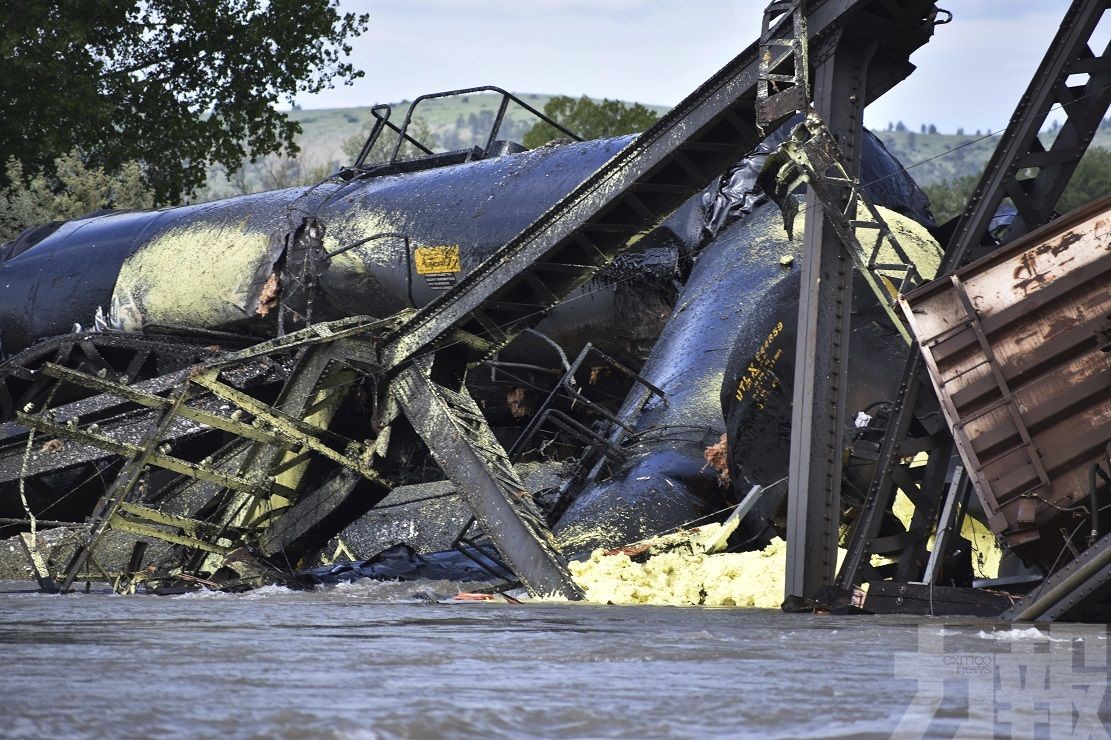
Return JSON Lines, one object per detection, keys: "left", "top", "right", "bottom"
{"left": 201, "top": 94, "right": 1109, "bottom": 200}
{"left": 201, "top": 93, "right": 669, "bottom": 198}
{"left": 873, "top": 126, "right": 1111, "bottom": 186}
{"left": 874, "top": 130, "right": 999, "bottom": 185}
{"left": 286, "top": 92, "right": 583, "bottom": 165}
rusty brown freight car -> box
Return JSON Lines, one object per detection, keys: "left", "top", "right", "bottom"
{"left": 902, "top": 196, "right": 1111, "bottom": 567}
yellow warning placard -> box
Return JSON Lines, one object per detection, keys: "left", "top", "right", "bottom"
{"left": 414, "top": 245, "right": 461, "bottom": 275}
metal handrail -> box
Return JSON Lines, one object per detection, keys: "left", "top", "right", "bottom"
{"left": 353, "top": 86, "right": 583, "bottom": 168}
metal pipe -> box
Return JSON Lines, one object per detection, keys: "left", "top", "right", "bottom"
{"left": 1009, "top": 533, "right": 1111, "bottom": 621}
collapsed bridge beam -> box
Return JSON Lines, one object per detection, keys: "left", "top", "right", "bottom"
{"left": 363, "top": 0, "right": 940, "bottom": 600}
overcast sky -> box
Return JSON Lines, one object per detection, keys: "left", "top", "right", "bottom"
{"left": 297, "top": 0, "right": 1087, "bottom": 135}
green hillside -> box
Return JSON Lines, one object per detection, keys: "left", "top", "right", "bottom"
{"left": 202, "top": 94, "right": 1109, "bottom": 202}
{"left": 874, "top": 126, "right": 1111, "bottom": 186}
{"left": 287, "top": 92, "right": 582, "bottom": 165}
{"left": 201, "top": 93, "right": 669, "bottom": 198}
{"left": 874, "top": 130, "right": 999, "bottom": 185}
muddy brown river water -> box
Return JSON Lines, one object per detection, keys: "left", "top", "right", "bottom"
{"left": 1, "top": 580, "right": 1108, "bottom": 738}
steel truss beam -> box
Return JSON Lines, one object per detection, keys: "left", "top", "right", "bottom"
{"left": 765, "top": 111, "right": 937, "bottom": 342}
{"left": 947, "top": 0, "right": 1111, "bottom": 262}
{"left": 785, "top": 30, "right": 873, "bottom": 601}
{"left": 393, "top": 358, "right": 584, "bottom": 599}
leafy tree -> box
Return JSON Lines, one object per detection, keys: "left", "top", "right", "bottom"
{"left": 0, "top": 150, "right": 155, "bottom": 241}
{"left": 927, "top": 124, "right": 938, "bottom": 135}
{"left": 895, "top": 121, "right": 908, "bottom": 132}
{"left": 922, "top": 173, "right": 979, "bottom": 223}
{"left": 1058, "top": 147, "right": 1111, "bottom": 212}
{"left": 523, "top": 95, "right": 660, "bottom": 149}
{"left": 0, "top": 1, "right": 369, "bottom": 204}
{"left": 255, "top": 152, "right": 336, "bottom": 192}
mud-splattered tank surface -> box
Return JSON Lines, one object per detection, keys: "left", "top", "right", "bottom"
{"left": 0, "top": 135, "right": 677, "bottom": 360}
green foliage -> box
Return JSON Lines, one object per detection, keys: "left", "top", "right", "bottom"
{"left": 523, "top": 96, "right": 660, "bottom": 149}
{"left": 1058, "top": 147, "right": 1111, "bottom": 213}
{"left": 0, "top": 0, "right": 368, "bottom": 203}
{"left": 921, "top": 173, "right": 980, "bottom": 223}
{"left": 0, "top": 150, "right": 155, "bottom": 242}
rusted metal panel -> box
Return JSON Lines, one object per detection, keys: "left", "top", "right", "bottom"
{"left": 902, "top": 196, "right": 1111, "bottom": 563}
